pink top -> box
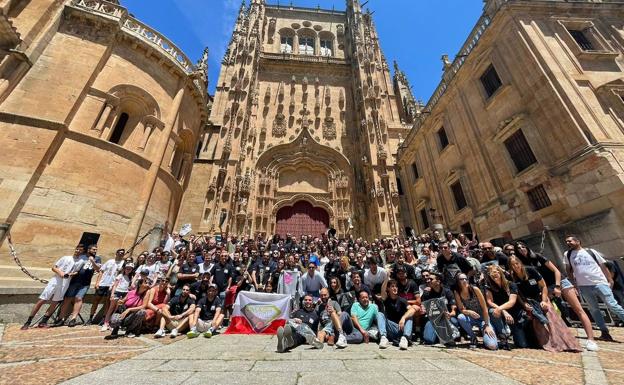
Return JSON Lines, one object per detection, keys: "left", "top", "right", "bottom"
{"left": 125, "top": 289, "right": 144, "bottom": 308}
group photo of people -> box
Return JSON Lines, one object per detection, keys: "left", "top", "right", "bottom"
{"left": 21, "top": 228, "right": 624, "bottom": 354}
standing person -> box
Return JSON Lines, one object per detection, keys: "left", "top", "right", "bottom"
{"left": 454, "top": 273, "right": 498, "bottom": 350}
{"left": 301, "top": 262, "right": 328, "bottom": 300}
{"left": 86, "top": 248, "right": 126, "bottom": 326}
{"left": 379, "top": 280, "right": 415, "bottom": 350}
{"left": 509, "top": 256, "right": 581, "bottom": 352}
{"left": 565, "top": 235, "right": 624, "bottom": 343}
{"left": 436, "top": 241, "right": 474, "bottom": 288}
{"left": 514, "top": 241, "right": 598, "bottom": 351}
{"left": 57, "top": 245, "right": 102, "bottom": 327}
{"left": 22, "top": 245, "right": 85, "bottom": 329}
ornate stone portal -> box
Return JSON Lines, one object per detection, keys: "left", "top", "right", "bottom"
{"left": 178, "top": 0, "right": 411, "bottom": 238}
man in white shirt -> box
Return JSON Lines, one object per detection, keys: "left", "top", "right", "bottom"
{"left": 301, "top": 262, "right": 328, "bottom": 301}
{"left": 21, "top": 245, "right": 84, "bottom": 329}
{"left": 565, "top": 235, "right": 624, "bottom": 341}
{"left": 86, "top": 248, "right": 126, "bottom": 325}
{"left": 363, "top": 257, "right": 388, "bottom": 304}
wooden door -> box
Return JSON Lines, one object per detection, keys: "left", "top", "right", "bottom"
{"left": 275, "top": 201, "right": 329, "bottom": 238}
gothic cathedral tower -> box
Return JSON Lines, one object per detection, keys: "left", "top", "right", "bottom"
{"left": 178, "top": 0, "right": 411, "bottom": 238}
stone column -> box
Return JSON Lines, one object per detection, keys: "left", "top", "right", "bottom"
{"left": 93, "top": 100, "right": 115, "bottom": 134}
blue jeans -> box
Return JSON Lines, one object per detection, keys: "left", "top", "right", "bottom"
{"left": 579, "top": 284, "right": 624, "bottom": 332}
{"left": 339, "top": 310, "right": 383, "bottom": 344}
{"left": 489, "top": 308, "right": 528, "bottom": 348}
{"left": 423, "top": 317, "right": 459, "bottom": 344}
{"left": 377, "top": 313, "right": 413, "bottom": 343}
{"left": 457, "top": 313, "right": 498, "bottom": 350}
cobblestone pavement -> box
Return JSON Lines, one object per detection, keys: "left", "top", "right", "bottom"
{"left": 1, "top": 323, "right": 622, "bottom": 385}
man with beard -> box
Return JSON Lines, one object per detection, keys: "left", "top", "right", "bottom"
{"left": 364, "top": 257, "right": 387, "bottom": 304}
{"left": 390, "top": 252, "right": 417, "bottom": 282}
{"left": 421, "top": 272, "right": 459, "bottom": 345}
{"left": 187, "top": 284, "right": 223, "bottom": 338}
{"left": 436, "top": 241, "right": 474, "bottom": 288}
{"left": 315, "top": 288, "right": 348, "bottom": 348}
{"left": 379, "top": 279, "right": 415, "bottom": 350}
{"left": 154, "top": 284, "right": 195, "bottom": 338}
{"left": 252, "top": 251, "right": 276, "bottom": 291}
{"left": 301, "top": 262, "right": 328, "bottom": 300}
{"left": 190, "top": 272, "right": 212, "bottom": 301}
{"left": 276, "top": 294, "right": 323, "bottom": 352}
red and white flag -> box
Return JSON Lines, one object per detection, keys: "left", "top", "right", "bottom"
{"left": 225, "top": 291, "right": 290, "bottom": 334}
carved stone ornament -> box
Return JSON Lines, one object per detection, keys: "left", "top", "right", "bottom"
{"left": 376, "top": 181, "right": 385, "bottom": 198}
{"left": 322, "top": 116, "right": 337, "bottom": 140}
{"left": 272, "top": 113, "right": 286, "bottom": 137}
{"left": 208, "top": 177, "right": 217, "bottom": 192}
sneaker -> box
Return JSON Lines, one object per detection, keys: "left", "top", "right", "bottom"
{"left": 276, "top": 326, "right": 285, "bottom": 353}
{"left": 104, "top": 334, "right": 119, "bottom": 340}
{"left": 399, "top": 336, "right": 408, "bottom": 350}
{"left": 311, "top": 337, "right": 324, "bottom": 350}
{"left": 368, "top": 328, "right": 379, "bottom": 341}
{"left": 126, "top": 333, "right": 136, "bottom": 338}
{"left": 20, "top": 324, "right": 29, "bottom": 331}
{"left": 336, "top": 333, "right": 347, "bottom": 349}
{"left": 597, "top": 332, "right": 615, "bottom": 342}
{"left": 498, "top": 334, "right": 511, "bottom": 351}
{"left": 586, "top": 340, "right": 599, "bottom": 352}
{"left": 379, "top": 335, "right": 389, "bottom": 349}
{"left": 154, "top": 329, "right": 166, "bottom": 338}
{"left": 100, "top": 324, "right": 110, "bottom": 332}
{"left": 469, "top": 336, "right": 478, "bottom": 349}
{"left": 187, "top": 330, "right": 199, "bottom": 339}
{"left": 67, "top": 318, "right": 77, "bottom": 328}
{"left": 283, "top": 325, "right": 295, "bottom": 350}
{"left": 53, "top": 318, "right": 65, "bottom": 327}
{"left": 170, "top": 329, "right": 179, "bottom": 338}
{"left": 203, "top": 330, "right": 213, "bottom": 338}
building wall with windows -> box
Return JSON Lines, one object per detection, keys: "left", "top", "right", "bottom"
{"left": 0, "top": 0, "right": 208, "bottom": 267}
{"left": 397, "top": 0, "right": 624, "bottom": 257}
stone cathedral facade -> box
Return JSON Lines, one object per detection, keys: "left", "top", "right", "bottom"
{"left": 178, "top": 0, "right": 412, "bottom": 238}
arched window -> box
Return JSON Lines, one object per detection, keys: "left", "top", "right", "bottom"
{"left": 320, "top": 39, "right": 332, "bottom": 56}
{"left": 280, "top": 35, "right": 293, "bottom": 53}
{"left": 299, "top": 36, "right": 314, "bottom": 55}
{"left": 109, "top": 112, "right": 129, "bottom": 144}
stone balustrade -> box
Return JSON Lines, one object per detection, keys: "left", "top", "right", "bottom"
{"left": 71, "top": 0, "right": 194, "bottom": 74}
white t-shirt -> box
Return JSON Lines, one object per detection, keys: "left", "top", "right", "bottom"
{"left": 51, "top": 255, "right": 79, "bottom": 284}
{"left": 569, "top": 248, "right": 608, "bottom": 287}
{"left": 114, "top": 273, "right": 131, "bottom": 293}
{"left": 155, "top": 260, "right": 172, "bottom": 277}
{"left": 199, "top": 262, "right": 214, "bottom": 275}
{"left": 99, "top": 259, "right": 124, "bottom": 287}
{"left": 364, "top": 268, "right": 387, "bottom": 288}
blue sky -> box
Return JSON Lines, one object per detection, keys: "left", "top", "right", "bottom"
{"left": 122, "top": 0, "right": 483, "bottom": 103}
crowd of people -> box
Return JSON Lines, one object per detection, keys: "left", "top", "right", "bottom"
{"left": 21, "top": 229, "right": 624, "bottom": 353}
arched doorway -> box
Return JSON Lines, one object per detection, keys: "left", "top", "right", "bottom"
{"left": 275, "top": 201, "right": 329, "bottom": 238}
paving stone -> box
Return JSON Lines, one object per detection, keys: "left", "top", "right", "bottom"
{"left": 299, "top": 349, "right": 381, "bottom": 360}
{"left": 63, "top": 371, "right": 193, "bottom": 385}
{"left": 252, "top": 359, "right": 346, "bottom": 372}
{"left": 182, "top": 371, "right": 298, "bottom": 385}
{"left": 399, "top": 370, "right": 520, "bottom": 385}
{"left": 297, "top": 371, "right": 410, "bottom": 385}
{"left": 104, "top": 359, "right": 167, "bottom": 371}
{"left": 424, "top": 358, "right": 483, "bottom": 370}
{"left": 155, "top": 359, "right": 254, "bottom": 372}
{"left": 343, "top": 358, "right": 438, "bottom": 371}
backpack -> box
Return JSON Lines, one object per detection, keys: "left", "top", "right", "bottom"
{"left": 565, "top": 248, "right": 600, "bottom": 272}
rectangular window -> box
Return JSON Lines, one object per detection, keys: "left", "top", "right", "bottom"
{"left": 527, "top": 184, "right": 552, "bottom": 211}
{"left": 299, "top": 37, "right": 314, "bottom": 55}
{"left": 460, "top": 222, "right": 473, "bottom": 237}
{"left": 420, "top": 208, "right": 430, "bottom": 230}
{"left": 504, "top": 129, "right": 537, "bottom": 173}
{"left": 480, "top": 65, "right": 502, "bottom": 98}
{"left": 396, "top": 177, "right": 404, "bottom": 195}
{"left": 411, "top": 162, "right": 419, "bottom": 180}
{"left": 450, "top": 180, "right": 467, "bottom": 211}
{"left": 437, "top": 127, "right": 450, "bottom": 150}
{"left": 320, "top": 40, "right": 332, "bottom": 56}
{"left": 568, "top": 29, "right": 594, "bottom": 51}
{"left": 280, "top": 36, "right": 293, "bottom": 53}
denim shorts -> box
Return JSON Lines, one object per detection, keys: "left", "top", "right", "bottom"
{"left": 548, "top": 277, "right": 574, "bottom": 293}
{"left": 65, "top": 283, "right": 90, "bottom": 299}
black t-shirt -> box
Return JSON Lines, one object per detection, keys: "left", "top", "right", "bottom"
{"left": 485, "top": 282, "right": 522, "bottom": 318}
{"left": 73, "top": 255, "right": 102, "bottom": 286}
{"left": 436, "top": 253, "right": 473, "bottom": 275}
{"left": 518, "top": 253, "right": 555, "bottom": 286}
{"left": 190, "top": 281, "right": 210, "bottom": 300}
{"left": 291, "top": 308, "right": 320, "bottom": 331}
{"left": 253, "top": 261, "right": 276, "bottom": 286}
{"left": 514, "top": 267, "right": 544, "bottom": 302}
{"left": 210, "top": 263, "right": 233, "bottom": 291}
{"left": 197, "top": 295, "right": 223, "bottom": 320}
{"left": 390, "top": 263, "right": 417, "bottom": 281}
{"left": 383, "top": 296, "right": 409, "bottom": 323}
{"left": 421, "top": 287, "right": 455, "bottom": 312}
{"left": 168, "top": 295, "right": 194, "bottom": 316}
{"left": 324, "top": 261, "right": 340, "bottom": 279}
{"left": 177, "top": 262, "right": 199, "bottom": 287}
{"left": 397, "top": 279, "right": 419, "bottom": 301}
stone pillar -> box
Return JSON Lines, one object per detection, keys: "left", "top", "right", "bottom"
{"left": 93, "top": 100, "right": 116, "bottom": 134}
{"left": 139, "top": 119, "right": 155, "bottom": 150}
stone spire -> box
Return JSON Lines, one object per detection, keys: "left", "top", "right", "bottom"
{"left": 393, "top": 60, "right": 417, "bottom": 124}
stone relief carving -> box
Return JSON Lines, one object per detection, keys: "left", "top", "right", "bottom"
{"left": 322, "top": 116, "right": 337, "bottom": 140}
{"left": 272, "top": 113, "right": 286, "bottom": 137}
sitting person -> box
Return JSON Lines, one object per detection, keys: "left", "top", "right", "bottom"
{"left": 144, "top": 277, "right": 171, "bottom": 331}
{"left": 420, "top": 272, "right": 459, "bottom": 345}
{"left": 154, "top": 284, "right": 196, "bottom": 338}
{"left": 339, "top": 291, "right": 383, "bottom": 345}
{"left": 509, "top": 256, "right": 581, "bottom": 352}
{"left": 276, "top": 294, "right": 323, "bottom": 352}
{"left": 316, "top": 288, "right": 347, "bottom": 348}
{"left": 187, "top": 284, "right": 224, "bottom": 338}
{"left": 105, "top": 277, "right": 152, "bottom": 339}
{"left": 484, "top": 265, "right": 527, "bottom": 349}
{"left": 454, "top": 273, "right": 498, "bottom": 350}
{"left": 379, "top": 279, "right": 415, "bottom": 349}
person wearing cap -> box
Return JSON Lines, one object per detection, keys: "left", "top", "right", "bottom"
{"left": 187, "top": 284, "right": 224, "bottom": 338}
{"left": 86, "top": 248, "right": 126, "bottom": 326}
{"left": 101, "top": 262, "right": 135, "bottom": 331}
